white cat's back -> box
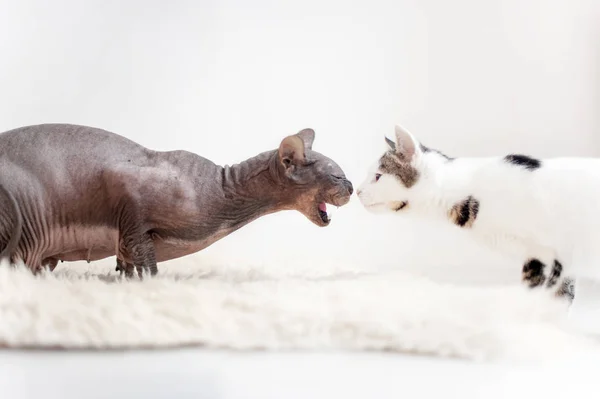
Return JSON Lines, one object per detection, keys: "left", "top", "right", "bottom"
{"left": 465, "top": 156, "right": 600, "bottom": 265}
{"left": 542, "top": 158, "right": 600, "bottom": 273}
{"left": 538, "top": 157, "right": 600, "bottom": 227}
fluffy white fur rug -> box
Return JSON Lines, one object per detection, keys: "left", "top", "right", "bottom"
{"left": 0, "top": 257, "right": 596, "bottom": 362}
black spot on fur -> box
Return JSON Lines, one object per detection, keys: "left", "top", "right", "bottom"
{"left": 449, "top": 196, "right": 479, "bottom": 228}
{"left": 556, "top": 278, "right": 575, "bottom": 302}
{"left": 503, "top": 154, "right": 541, "bottom": 170}
{"left": 469, "top": 199, "right": 479, "bottom": 221}
{"left": 520, "top": 258, "right": 574, "bottom": 303}
{"left": 522, "top": 259, "right": 546, "bottom": 288}
{"left": 394, "top": 201, "right": 408, "bottom": 211}
{"left": 420, "top": 143, "right": 454, "bottom": 161}
{"left": 546, "top": 260, "right": 563, "bottom": 288}
{"left": 456, "top": 201, "right": 470, "bottom": 226}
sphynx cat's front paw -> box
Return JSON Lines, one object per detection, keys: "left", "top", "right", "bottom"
{"left": 118, "top": 206, "right": 158, "bottom": 277}
{"left": 115, "top": 258, "right": 144, "bottom": 279}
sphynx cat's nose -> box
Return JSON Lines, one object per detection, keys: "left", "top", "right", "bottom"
{"left": 344, "top": 179, "right": 354, "bottom": 195}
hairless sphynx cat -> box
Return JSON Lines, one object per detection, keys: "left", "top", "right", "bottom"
{"left": 0, "top": 124, "right": 353, "bottom": 278}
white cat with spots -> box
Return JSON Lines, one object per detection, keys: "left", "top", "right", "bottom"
{"left": 356, "top": 125, "right": 600, "bottom": 309}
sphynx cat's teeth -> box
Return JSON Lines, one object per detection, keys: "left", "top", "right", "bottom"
{"left": 327, "top": 206, "right": 338, "bottom": 220}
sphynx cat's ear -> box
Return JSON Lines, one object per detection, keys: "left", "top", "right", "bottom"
{"left": 296, "top": 128, "right": 315, "bottom": 150}
{"left": 393, "top": 124, "right": 421, "bottom": 162}
{"left": 278, "top": 135, "right": 306, "bottom": 170}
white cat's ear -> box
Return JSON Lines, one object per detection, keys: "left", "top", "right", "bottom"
{"left": 393, "top": 124, "right": 421, "bottom": 161}
{"left": 385, "top": 136, "right": 396, "bottom": 151}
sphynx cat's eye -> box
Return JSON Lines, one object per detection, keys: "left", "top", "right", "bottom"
{"left": 375, "top": 173, "right": 382, "bottom": 182}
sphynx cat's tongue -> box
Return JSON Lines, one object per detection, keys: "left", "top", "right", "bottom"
{"left": 318, "top": 202, "right": 336, "bottom": 223}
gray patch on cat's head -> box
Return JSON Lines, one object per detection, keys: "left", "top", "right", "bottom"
{"left": 379, "top": 151, "right": 420, "bottom": 188}
{"left": 379, "top": 127, "right": 453, "bottom": 189}
{"left": 420, "top": 143, "right": 454, "bottom": 161}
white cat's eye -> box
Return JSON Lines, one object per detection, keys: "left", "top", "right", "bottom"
{"left": 375, "top": 173, "right": 382, "bottom": 182}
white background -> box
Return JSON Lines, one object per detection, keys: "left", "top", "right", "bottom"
{"left": 1, "top": 1, "right": 600, "bottom": 397}
{"left": 1, "top": 0, "right": 599, "bottom": 284}
{"left": 3, "top": 0, "right": 599, "bottom": 286}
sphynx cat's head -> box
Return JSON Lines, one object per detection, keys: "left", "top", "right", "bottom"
{"left": 275, "top": 128, "right": 353, "bottom": 227}
{"left": 356, "top": 125, "right": 452, "bottom": 214}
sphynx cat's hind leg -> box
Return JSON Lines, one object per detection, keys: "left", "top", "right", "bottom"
{"left": 42, "top": 257, "right": 59, "bottom": 272}
{"left": 0, "top": 181, "right": 22, "bottom": 266}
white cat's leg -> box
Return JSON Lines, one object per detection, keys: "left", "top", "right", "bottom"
{"left": 545, "top": 245, "right": 576, "bottom": 302}
{"left": 507, "top": 241, "right": 575, "bottom": 302}
{"left": 553, "top": 274, "right": 575, "bottom": 302}
{"left": 565, "top": 276, "right": 600, "bottom": 336}
{"left": 522, "top": 258, "right": 575, "bottom": 302}
{"left": 562, "top": 250, "right": 600, "bottom": 335}
{"left": 471, "top": 231, "right": 574, "bottom": 301}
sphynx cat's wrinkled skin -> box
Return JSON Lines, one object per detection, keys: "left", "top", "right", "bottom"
{"left": 0, "top": 124, "right": 353, "bottom": 278}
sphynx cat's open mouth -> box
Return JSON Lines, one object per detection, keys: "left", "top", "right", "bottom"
{"left": 318, "top": 202, "right": 330, "bottom": 224}
{"left": 0, "top": 124, "right": 353, "bottom": 278}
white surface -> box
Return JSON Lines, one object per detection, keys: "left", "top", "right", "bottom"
{"left": 2, "top": 257, "right": 593, "bottom": 362}
{"left": 0, "top": 349, "right": 597, "bottom": 399}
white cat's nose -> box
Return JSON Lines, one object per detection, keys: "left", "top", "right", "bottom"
{"left": 356, "top": 189, "right": 362, "bottom": 196}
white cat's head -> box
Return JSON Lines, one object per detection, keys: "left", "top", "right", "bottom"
{"left": 356, "top": 125, "right": 452, "bottom": 214}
